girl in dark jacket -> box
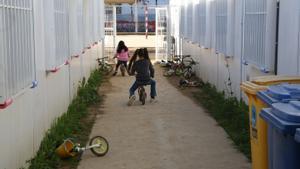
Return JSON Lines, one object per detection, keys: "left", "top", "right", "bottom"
{"left": 127, "top": 48, "right": 157, "bottom": 106}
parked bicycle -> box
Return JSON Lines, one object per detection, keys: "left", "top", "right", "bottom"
{"left": 163, "top": 55, "right": 198, "bottom": 79}
{"left": 96, "top": 56, "right": 113, "bottom": 75}
{"left": 176, "top": 57, "right": 198, "bottom": 79}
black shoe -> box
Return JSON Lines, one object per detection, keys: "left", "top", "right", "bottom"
{"left": 113, "top": 72, "right": 117, "bottom": 76}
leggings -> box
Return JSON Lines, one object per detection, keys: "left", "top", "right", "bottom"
{"left": 115, "top": 60, "right": 128, "bottom": 72}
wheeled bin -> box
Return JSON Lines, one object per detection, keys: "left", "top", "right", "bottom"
{"left": 260, "top": 101, "right": 300, "bottom": 169}
{"left": 241, "top": 76, "right": 300, "bottom": 169}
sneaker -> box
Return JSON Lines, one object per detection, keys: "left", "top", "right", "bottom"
{"left": 127, "top": 95, "right": 136, "bottom": 106}
{"left": 112, "top": 72, "right": 117, "bottom": 76}
{"left": 150, "top": 98, "right": 157, "bottom": 103}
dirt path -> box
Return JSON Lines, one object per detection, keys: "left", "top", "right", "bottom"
{"left": 77, "top": 66, "right": 251, "bottom": 169}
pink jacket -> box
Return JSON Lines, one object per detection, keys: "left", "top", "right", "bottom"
{"left": 116, "top": 50, "right": 129, "bottom": 61}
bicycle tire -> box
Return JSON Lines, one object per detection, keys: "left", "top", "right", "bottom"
{"left": 89, "top": 136, "right": 109, "bottom": 157}
{"left": 138, "top": 87, "right": 146, "bottom": 105}
{"left": 120, "top": 65, "right": 126, "bottom": 76}
{"left": 175, "top": 67, "right": 184, "bottom": 76}
{"left": 183, "top": 69, "right": 192, "bottom": 79}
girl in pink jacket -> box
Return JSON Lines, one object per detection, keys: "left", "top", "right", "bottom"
{"left": 113, "top": 41, "right": 130, "bottom": 76}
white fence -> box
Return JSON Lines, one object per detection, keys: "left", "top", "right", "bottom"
{"left": 0, "top": 0, "right": 104, "bottom": 168}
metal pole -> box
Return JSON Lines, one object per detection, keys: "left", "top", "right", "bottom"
{"left": 145, "top": 5, "right": 148, "bottom": 38}
{"left": 113, "top": 5, "right": 117, "bottom": 49}
{"left": 135, "top": 0, "right": 138, "bottom": 33}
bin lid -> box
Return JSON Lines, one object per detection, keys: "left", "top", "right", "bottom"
{"left": 294, "top": 128, "right": 300, "bottom": 143}
{"left": 257, "top": 90, "right": 280, "bottom": 106}
{"left": 241, "top": 81, "right": 267, "bottom": 95}
{"left": 257, "top": 84, "right": 300, "bottom": 106}
{"left": 272, "top": 101, "right": 300, "bottom": 123}
{"left": 260, "top": 107, "right": 300, "bottom": 135}
{"left": 251, "top": 76, "right": 300, "bottom": 85}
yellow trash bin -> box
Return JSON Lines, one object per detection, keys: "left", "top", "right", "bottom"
{"left": 241, "top": 82, "right": 268, "bottom": 169}
{"left": 241, "top": 76, "right": 300, "bottom": 169}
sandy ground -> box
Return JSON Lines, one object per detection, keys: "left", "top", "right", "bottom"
{"left": 77, "top": 66, "right": 251, "bottom": 169}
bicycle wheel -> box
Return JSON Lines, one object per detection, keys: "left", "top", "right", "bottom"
{"left": 183, "top": 69, "right": 192, "bottom": 79}
{"left": 89, "top": 136, "right": 109, "bottom": 156}
{"left": 175, "top": 67, "right": 184, "bottom": 76}
{"left": 120, "top": 65, "right": 125, "bottom": 76}
{"left": 102, "top": 64, "right": 113, "bottom": 75}
{"left": 139, "top": 87, "right": 146, "bottom": 105}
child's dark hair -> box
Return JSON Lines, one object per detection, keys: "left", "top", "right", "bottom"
{"left": 116, "top": 40, "right": 128, "bottom": 53}
{"left": 128, "top": 48, "right": 140, "bottom": 72}
{"left": 142, "top": 48, "right": 150, "bottom": 61}
{"left": 137, "top": 48, "right": 150, "bottom": 61}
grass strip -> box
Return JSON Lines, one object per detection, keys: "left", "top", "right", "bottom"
{"left": 193, "top": 81, "right": 251, "bottom": 160}
{"left": 27, "top": 69, "right": 103, "bottom": 169}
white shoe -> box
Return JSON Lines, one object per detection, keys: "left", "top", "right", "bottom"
{"left": 150, "top": 98, "right": 157, "bottom": 103}
{"left": 128, "top": 95, "right": 136, "bottom": 106}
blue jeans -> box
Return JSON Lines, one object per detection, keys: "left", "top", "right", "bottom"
{"left": 129, "top": 79, "right": 157, "bottom": 98}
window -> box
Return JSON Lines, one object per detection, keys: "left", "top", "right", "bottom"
{"left": 44, "top": 0, "right": 69, "bottom": 70}
{"left": 83, "top": 0, "right": 96, "bottom": 47}
{"left": 198, "top": 0, "right": 206, "bottom": 46}
{"left": 54, "top": 0, "right": 69, "bottom": 64}
{"left": 0, "top": 0, "right": 35, "bottom": 102}
{"left": 186, "top": 1, "right": 193, "bottom": 40}
{"left": 243, "top": 0, "right": 276, "bottom": 71}
{"left": 215, "top": 0, "right": 227, "bottom": 54}
{"left": 297, "top": 5, "right": 300, "bottom": 74}
{"left": 192, "top": 0, "right": 199, "bottom": 43}
{"left": 179, "top": 5, "right": 185, "bottom": 38}
{"left": 69, "top": 0, "right": 84, "bottom": 56}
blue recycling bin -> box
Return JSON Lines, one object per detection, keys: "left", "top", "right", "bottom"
{"left": 295, "top": 128, "right": 300, "bottom": 143}
{"left": 260, "top": 101, "right": 300, "bottom": 169}
{"left": 257, "top": 84, "right": 300, "bottom": 106}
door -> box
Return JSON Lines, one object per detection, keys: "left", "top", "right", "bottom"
{"left": 155, "top": 7, "right": 169, "bottom": 61}
{"left": 104, "top": 5, "right": 116, "bottom": 59}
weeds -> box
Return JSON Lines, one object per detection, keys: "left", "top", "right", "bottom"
{"left": 27, "top": 69, "right": 103, "bottom": 169}
{"left": 193, "top": 81, "right": 251, "bottom": 160}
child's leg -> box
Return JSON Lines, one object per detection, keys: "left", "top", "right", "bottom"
{"left": 149, "top": 79, "right": 157, "bottom": 98}
{"left": 123, "top": 61, "right": 130, "bottom": 74}
{"left": 113, "top": 60, "right": 121, "bottom": 75}
{"left": 129, "top": 81, "right": 139, "bottom": 97}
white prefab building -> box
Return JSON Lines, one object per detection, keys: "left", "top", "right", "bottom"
{"left": 169, "top": 0, "right": 300, "bottom": 98}
{"left": 1, "top": 0, "right": 300, "bottom": 168}
{"left": 0, "top": 0, "right": 105, "bottom": 168}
